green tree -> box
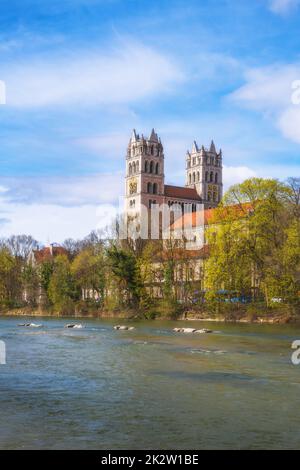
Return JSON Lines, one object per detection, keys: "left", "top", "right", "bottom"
{"left": 106, "top": 245, "right": 141, "bottom": 308}
{"left": 0, "top": 248, "right": 20, "bottom": 307}
{"left": 205, "top": 178, "right": 299, "bottom": 309}
{"left": 48, "top": 255, "right": 79, "bottom": 314}
{"left": 71, "top": 246, "right": 106, "bottom": 305}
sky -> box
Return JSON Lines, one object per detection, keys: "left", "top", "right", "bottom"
{"left": 0, "top": 0, "right": 300, "bottom": 243}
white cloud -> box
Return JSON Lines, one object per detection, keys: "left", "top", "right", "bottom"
{"left": 230, "top": 64, "right": 298, "bottom": 111}
{"left": 0, "top": 199, "right": 117, "bottom": 243}
{"left": 0, "top": 41, "right": 183, "bottom": 108}
{"left": 278, "top": 106, "right": 300, "bottom": 142}
{"left": 230, "top": 63, "right": 300, "bottom": 145}
{"left": 0, "top": 174, "right": 122, "bottom": 242}
{"left": 223, "top": 166, "right": 257, "bottom": 188}
{"left": 268, "top": 0, "right": 300, "bottom": 14}
{"left": 0, "top": 173, "right": 123, "bottom": 206}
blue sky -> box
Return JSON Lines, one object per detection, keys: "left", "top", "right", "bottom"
{"left": 0, "top": 0, "right": 300, "bottom": 242}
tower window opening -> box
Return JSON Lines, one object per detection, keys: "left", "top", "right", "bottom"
{"left": 215, "top": 173, "right": 218, "bottom": 183}
{"left": 153, "top": 183, "right": 158, "bottom": 194}
{"left": 145, "top": 161, "right": 149, "bottom": 172}
{"left": 147, "top": 182, "right": 153, "bottom": 194}
{"left": 210, "top": 171, "right": 213, "bottom": 182}
{"left": 205, "top": 171, "right": 208, "bottom": 182}
{"left": 197, "top": 171, "right": 200, "bottom": 182}
{"left": 129, "top": 163, "right": 132, "bottom": 176}
{"left": 189, "top": 174, "right": 192, "bottom": 184}
{"left": 193, "top": 172, "right": 196, "bottom": 183}
{"left": 155, "top": 163, "right": 159, "bottom": 174}
{"left": 150, "top": 161, "right": 154, "bottom": 174}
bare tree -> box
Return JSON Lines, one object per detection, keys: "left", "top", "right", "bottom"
{"left": 5, "top": 235, "right": 39, "bottom": 260}
{"left": 286, "top": 177, "right": 300, "bottom": 217}
{"left": 287, "top": 177, "right": 300, "bottom": 205}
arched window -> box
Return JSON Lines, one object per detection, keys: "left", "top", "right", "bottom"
{"left": 215, "top": 173, "right": 218, "bottom": 183}
{"left": 197, "top": 171, "right": 200, "bottom": 182}
{"left": 189, "top": 174, "right": 192, "bottom": 184}
{"left": 145, "top": 161, "right": 148, "bottom": 173}
{"left": 210, "top": 171, "right": 213, "bottom": 182}
{"left": 129, "top": 163, "right": 132, "bottom": 176}
{"left": 151, "top": 146, "right": 154, "bottom": 155}
{"left": 155, "top": 163, "right": 159, "bottom": 174}
{"left": 150, "top": 161, "right": 154, "bottom": 174}
{"left": 136, "top": 161, "right": 139, "bottom": 173}
{"left": 153, "top": 183, "right": 157, "bottom": 194}
{"left": 147, "top": 182, "right": 152, "bottom": 194}
{"left": 132, "top": 162, "right": 136, "bottom": 173}
{"left": 205, "top": 171, "right": 208, "bottom": 182}
{"left": 193, "top": 172, "right": 196, "bottom": 183}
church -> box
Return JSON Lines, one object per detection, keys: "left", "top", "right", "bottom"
{"left": 124, "top": 129, "right": 223, "bottom": 222}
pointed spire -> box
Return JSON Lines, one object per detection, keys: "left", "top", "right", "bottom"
{"left": 131, "top": 129, "right": 137, "bottom": 142}
{"left": 192, "top": 140, "right": 198, "bottom": 153}
{"left": 210, "top": 140, "right": 216, "bottom": 153}
{"left": 149, "top": 128, "right": 158, "bottom": 142}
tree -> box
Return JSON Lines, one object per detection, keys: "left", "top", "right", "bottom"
{"left": 0, "top": 248, "right": 20, "bottom": 306}
{"left": 5, "top": 235, "right": 39, "bottom": 260}
{"left": 205, "top": 178, "right": 299, "bottom": 308}
{"left": 48, "top": 255, "right": 79, "bottom": 313}
{"left": 71, "top": 246, "right": 106, "bottom": 305}
{"left": 106, "top": 245, "right": 141, "bottom": 307}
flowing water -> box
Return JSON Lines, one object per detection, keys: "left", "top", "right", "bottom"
{"left": 0, "top": 316, "right": 300, "bottom": 449}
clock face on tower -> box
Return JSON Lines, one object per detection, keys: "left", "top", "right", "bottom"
{"left": 129, "top": 178, "right": 137, "bottom": 195}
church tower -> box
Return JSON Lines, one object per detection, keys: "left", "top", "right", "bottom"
{"left": 186, "top": 139, "right": 223, "bottom": 208}
{"left": 125, "top": 129, "right": 165, "bottom": 217}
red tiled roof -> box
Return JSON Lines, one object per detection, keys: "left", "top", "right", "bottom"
{"left": 170, "top": 202, "right": 254, "bottom": 231}
{"left": 164, "top": 185, "right": 202, "bottom": 201}
{"left": 33, "top": 246, "right": 68, "bottom": 263}
{"left": 170, "top": 209, "right": 213, "bottom": 230}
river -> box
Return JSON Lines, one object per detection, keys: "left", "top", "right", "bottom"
{"left": 0, "top": 316, "right": 300, "bottom": 449}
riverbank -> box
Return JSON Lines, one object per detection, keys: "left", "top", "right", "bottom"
{"left": 1, "top": 305, "right": 299, "bottom": 324}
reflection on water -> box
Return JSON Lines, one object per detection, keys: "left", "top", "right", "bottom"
{"left": 0, "top": 317, "right": 300, "bottom": 449}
